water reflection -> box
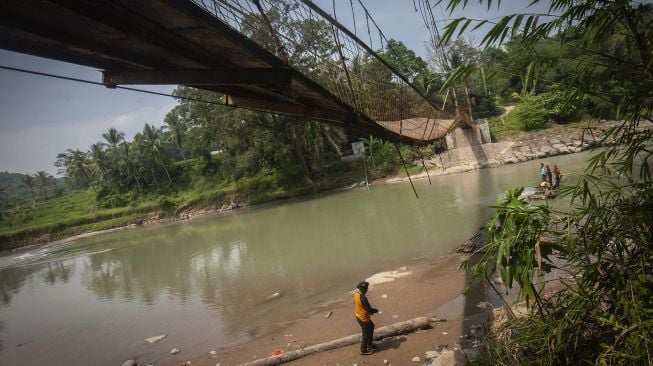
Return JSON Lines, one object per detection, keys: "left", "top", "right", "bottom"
{"left": 42, "top": 261, "right": 74, "bottom": 286}
{"left": 0, "top": 267, "right": 29, "bottom": 306}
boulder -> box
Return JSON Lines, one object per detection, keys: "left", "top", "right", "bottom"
{"left": 430, "top": 349, "right": 478, "bottom": 366}
{"left": 121, "top": 360, "right": 137, "bottom": 366}
{"left": 558, "top": 146, "right": 571, "bottom": 154}
{"left": 425, "top": 350, "right": 441, "bottom": 359}
{"left": 171, "top": 348, "right": 181, "bottom": 354}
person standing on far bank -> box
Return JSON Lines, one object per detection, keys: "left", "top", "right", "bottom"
{"left": 553, "top": 165, "right": 561, "bottom": 189}
{"left": 546, "top": 165, "right": 553, "bottom": 186}
{"left": 354, "top": 281, "right": 378, "bottom": 355}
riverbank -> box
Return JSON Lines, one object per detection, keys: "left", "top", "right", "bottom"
{"left": 148, "top": 255, "right": 489, "bottom": 366}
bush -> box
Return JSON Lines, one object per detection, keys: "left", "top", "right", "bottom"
{"left": 508, "top": 99, "right": 551, "bottom": 131}
{"left": 431, "top": 138, "right": 447, "bottom": 154}
{"left": 538, "top": 91, "right": 583, "bottom": 123}
{"left": 508, "top": 91, "right": 583, "bottom": 131}
{"left": 157, "top": 196, "right": 177, "bottom": 214}
{"left": 326, "top": 160, "right": 352, "bottom": 174}
{"left": 235, "top": 173, "right": 277, "bottom": 196}
{"left": 472, "top": 95, "right": 503, "bottom": 119}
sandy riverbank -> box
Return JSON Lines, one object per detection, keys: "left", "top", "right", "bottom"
{"left": 156, "top": 255, "right": 490, "bottom": 366}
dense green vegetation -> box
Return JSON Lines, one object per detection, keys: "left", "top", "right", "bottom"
{"left": 0, "top": 171, "right": 67, "bottom": 206}
{"left": 439, "top": 0, "right": 653, "bottom": 364}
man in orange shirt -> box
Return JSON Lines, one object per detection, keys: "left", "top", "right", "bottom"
{"left": 354, "top": 281, "right": 379, "bottom": 355}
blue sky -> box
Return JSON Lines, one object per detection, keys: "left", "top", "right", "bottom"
{"left": 0, "top": 0, "right": 549, "bottom": 175}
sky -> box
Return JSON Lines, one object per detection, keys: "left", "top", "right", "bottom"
{"left": 0, "top": 0, "right": 550, "bottom": 175}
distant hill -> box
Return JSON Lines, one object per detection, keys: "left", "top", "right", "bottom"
{"left": 0, "top": 171, "right": 67, "bottom": 206}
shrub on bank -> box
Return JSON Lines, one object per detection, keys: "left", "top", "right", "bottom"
{"left": 506, "top": 91, "right": 584, "bottom": 131}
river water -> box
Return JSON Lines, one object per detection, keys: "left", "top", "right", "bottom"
{"left": 0, "top": 152, "right": 592, "bottom": 366}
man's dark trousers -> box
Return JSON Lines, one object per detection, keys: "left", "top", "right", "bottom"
{"left": 356, "top": 318, "right": 375, "bottom": 352}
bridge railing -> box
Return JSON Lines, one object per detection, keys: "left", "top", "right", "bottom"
{"left": 191, "top": 0, "right": 462, "bottom": 141}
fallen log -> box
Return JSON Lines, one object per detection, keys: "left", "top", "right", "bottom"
{"left": 239, "top": 316, "right": 431, "bottom": 366}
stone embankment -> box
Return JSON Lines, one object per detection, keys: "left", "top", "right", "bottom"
{"left": 424, "top": 121, "right": 616, "bottom": 175}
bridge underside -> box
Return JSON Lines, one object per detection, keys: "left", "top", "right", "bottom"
{"left": 0, "top": 0, "right": 458, "bottom": 144}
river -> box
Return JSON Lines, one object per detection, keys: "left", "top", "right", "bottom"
{"left": 0, "top": 152, "right": 592, "bottom": 366}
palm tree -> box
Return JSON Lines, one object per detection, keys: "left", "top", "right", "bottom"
{"left": 34, "top": 171, "right": 53, "bottom": 199}
{"left": 164, "top": 112, "right": 187, "bottom": 159}
{"left": 119, "top": 141, "right": 142, "bottom": 190}
{"left": 102, "top": 127, "right": 125, "bottom": 149}
{"left": 89, "top": 142, "right": 109, "bottom": 180}
{"left": 22, "top": 174, "right": 35, "bottom": 198}
{"left": 102, "top": 128, "right": 126, "bottom": 174}
{"left": 140, "top": 123, "right": 172, "bottom": 183}
{"left": 55, "top": 149, "right": 94, "bottom": 188}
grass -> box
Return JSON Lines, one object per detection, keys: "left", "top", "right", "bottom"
{"left": 0, "top": 190, "right": 161, "bottom": 249}
{"left": 0, "top": 161, "right": 375, "bottom": 250}
{"left": 488, "top": 106, "right": 524, "bottom": 141}
{"left": 0, "top": 190, "right": 156, "bottom": 234}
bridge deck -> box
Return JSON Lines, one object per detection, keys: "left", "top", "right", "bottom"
{"left": 0, "top": 0, "right": 459, "bottom": 144}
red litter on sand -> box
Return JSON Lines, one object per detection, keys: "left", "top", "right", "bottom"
{"left": 269, "top": 349, "right": 284, "bottom": 356}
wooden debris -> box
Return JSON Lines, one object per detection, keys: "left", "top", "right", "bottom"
{"left": 145, "top": 334, "right": 167, "bottom": 343}
{"left": 239, "top": 317, "right": 432, "bottom": 366}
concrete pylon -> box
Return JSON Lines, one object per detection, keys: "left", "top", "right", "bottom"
{"left": 445, "top": 118, "right": 491, "bottom": 150}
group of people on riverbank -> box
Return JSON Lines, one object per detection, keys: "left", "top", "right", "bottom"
{"left": 539, "top": 162, "right": 562, "bottom": 199}
{"left": 539, "top": 162, "right": 562, "bottom": 189}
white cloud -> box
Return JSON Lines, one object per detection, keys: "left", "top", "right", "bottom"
{"left": 107, "top": 101, "right": 176, "bottom": 138}
{"left": 0, "top": 101, "right": 177, "bottom": 175}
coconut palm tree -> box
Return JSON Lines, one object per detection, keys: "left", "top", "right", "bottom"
{"left": 140, "top": 123, "right": 172, "bottom": 183}
{"left": 164, "top": 111, "right": 187, "bottom": 159}
{"left": 55, "top": 148, "right": 94, "bottom": 188}
{"left": 34, "top": 171, "right": 53, "bottom": 199}
{"left": 22, "top": 174, "right": 35, "bottom": 198}
{"left": 119, "top": 141, "right": 142, "bottom": 190}
{"left": 102, "top": 127, "right": 125, "bottom": 149}
{"left": 89, "top": 142, "right": 109, "bottom": 181}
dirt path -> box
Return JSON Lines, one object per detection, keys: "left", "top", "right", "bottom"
{"left": 170, "top": 255, "right": 490, "bottom": 366}
{"left": 501, "top": 105, "right": 516, "bottom": 117}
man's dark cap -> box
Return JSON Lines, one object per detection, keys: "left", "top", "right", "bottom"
{"left": 357, "top": 281, "right": 369, "bottom": 290}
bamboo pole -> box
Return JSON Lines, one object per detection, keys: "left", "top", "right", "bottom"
{"left": 239, "top": 317, "right": 432, "bottom": 366}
